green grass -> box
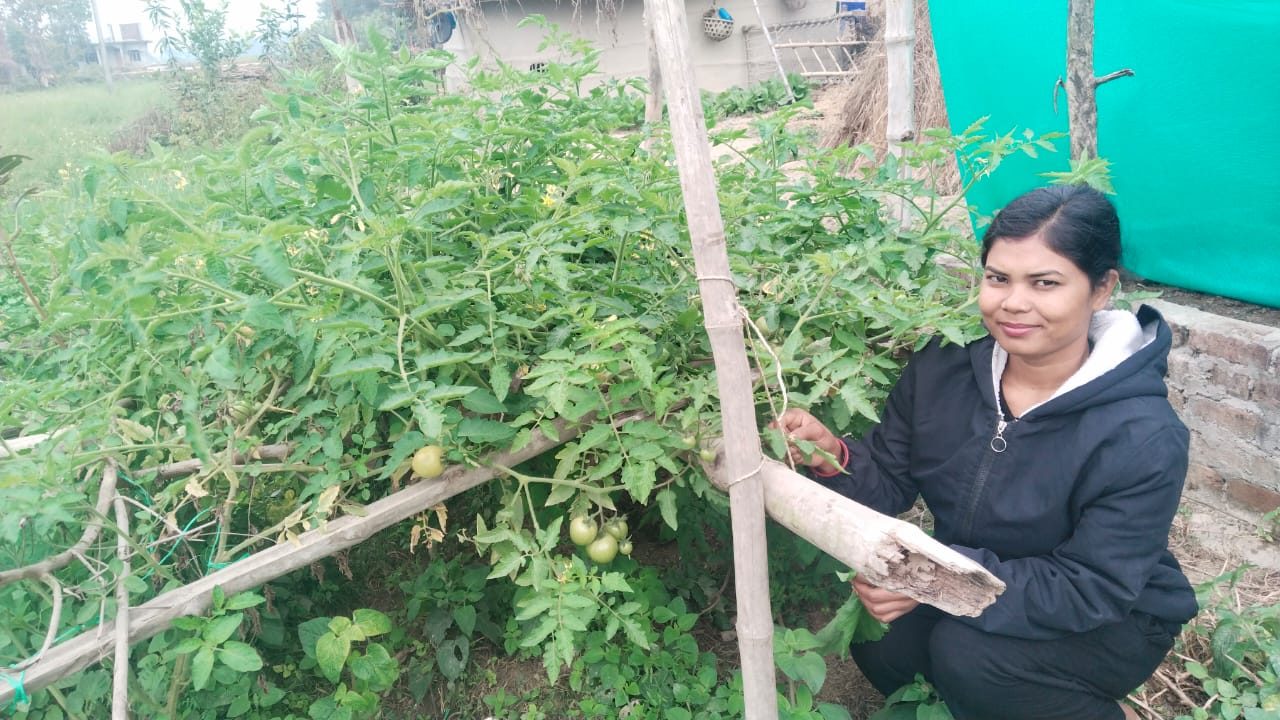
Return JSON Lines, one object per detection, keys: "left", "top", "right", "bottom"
{"left": 0, "top": 79, "right": 170, "bottom": 189}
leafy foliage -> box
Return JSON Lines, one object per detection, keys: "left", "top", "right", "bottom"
{"left": 706, "top": 74, "right": 811, "bottom": 121}
{"left": 1173, "top": 566, "right": 1280, "bottom": 720}
{"left": 0, "top": 0, "right": 90, "bottom": 84}
{"left": 867, "top": 676, "right": 953, "bottom": 720}
{"left": 0, "top": 24, "right": 1056, "bottom": 717}
{"left": 145, "top": 0, "right": 251, "bottom": 82}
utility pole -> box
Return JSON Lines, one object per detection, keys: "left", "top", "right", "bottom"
{"left": 89, "top": 0, "right": 114, "bottom": 91}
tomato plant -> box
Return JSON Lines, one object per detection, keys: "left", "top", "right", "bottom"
{"left": 0, "top": 21, "right": 1055, "bottom": 716}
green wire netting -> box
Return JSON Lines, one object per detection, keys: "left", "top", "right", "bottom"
{"left": 929, "top": 0, "right": 1280, "bottom": 308}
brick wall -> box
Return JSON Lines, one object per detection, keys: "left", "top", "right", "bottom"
{"left": 1151, "top": 300, "right": 1280, "bottom": 514}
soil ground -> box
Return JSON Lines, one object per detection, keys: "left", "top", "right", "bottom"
{"left": 1127, "top": 275, "right": 1280, "bottom": 329}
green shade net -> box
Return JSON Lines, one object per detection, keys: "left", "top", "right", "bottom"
{"left": 928, "top": 0, "right": 1280, "bottom": 309}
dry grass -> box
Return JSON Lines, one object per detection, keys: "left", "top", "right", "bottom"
{"left": 1125, "top": 511, "right": 1280, "bottom": 720}
{"left": 820, "top": 1, "right": 959, "bottom": 195}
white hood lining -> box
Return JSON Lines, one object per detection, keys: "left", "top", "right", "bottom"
{"left": 989, "top": 309, "right": 1157, "bottom": 417}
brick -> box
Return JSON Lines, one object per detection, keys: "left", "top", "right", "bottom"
{"left": 1187, "top": 327, "right": 1272, "bottom": 369}
{"left": 1223, "top": 480, "right": 1280, "bottom": 514}
{"left": 1254, "top": 375, "right": 1280, "bottom": 410}
{"left": 1209, "top": 364, "right": 1255, "bottom": 401}
{"left": 1165, "top": 352, "right": 1201, "bottom": 386}
{"left": 1186, "top": 431, "right": 1247, "bottom": 474}
{"left": 1242, "top": 451, "right": 1280, "bottom": 489}
{"left": 1184, "top": 463, "right": 1224, "bottom": 492}
{"left": 1262, "top": 422, "right": 1280, "bottom": 454}
{"left": 1186, "top": 397, "right": 1264, "bottom": 445}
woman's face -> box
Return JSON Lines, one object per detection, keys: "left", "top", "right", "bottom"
{"left": 979, "top": 232, "right": 1117, "bottom": 368}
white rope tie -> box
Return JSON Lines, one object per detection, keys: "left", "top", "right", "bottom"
{"left": 722, "top": 457, "right": 767, "bottom": 489}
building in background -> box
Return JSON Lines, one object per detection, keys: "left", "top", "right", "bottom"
{"left": 87, "top": 22, "right": 162, "bottom": 70}
{"left": 446, "top": 0, "right": 872, "bottom": 94}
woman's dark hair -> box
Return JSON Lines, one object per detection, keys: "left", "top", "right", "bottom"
{"left": 980, "top": 184, "right": 1121, "bottom": 288}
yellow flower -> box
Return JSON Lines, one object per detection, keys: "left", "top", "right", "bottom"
{"left": 541, "top": 194, "right": 556, "bottom": 208}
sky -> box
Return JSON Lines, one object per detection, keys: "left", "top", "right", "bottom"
{"left": 90, "top": 0, "right": 318, "bottom": 42}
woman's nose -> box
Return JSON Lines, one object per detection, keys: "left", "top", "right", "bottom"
{"left": 1001, "top": 284, "right": 1032, "bottom": 312}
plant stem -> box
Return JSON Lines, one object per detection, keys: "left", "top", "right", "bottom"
{"left": 0, "top": 225, "right": 47, "bottom": 322}
{"left": 165, "top": 652, "right": 188, "bottom": 718}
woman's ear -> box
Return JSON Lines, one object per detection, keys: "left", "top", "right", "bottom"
{"left": 1092, "top": 269, "right": 1120, "bottom": 310}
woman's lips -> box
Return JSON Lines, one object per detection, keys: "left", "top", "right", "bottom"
{"left": 999, "top": 322, "right": 1038, "bottom": 337}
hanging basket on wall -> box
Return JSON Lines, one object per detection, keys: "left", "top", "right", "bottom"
{"left": 702, "top": 8, "right": 735, "bottom": 42}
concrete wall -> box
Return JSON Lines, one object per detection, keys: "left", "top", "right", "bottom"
{"left": 447, "top": 0, "right": 841, "bottom": 92}
{"left": 1153, "top": 300, "right": 1280, "bottom": 514}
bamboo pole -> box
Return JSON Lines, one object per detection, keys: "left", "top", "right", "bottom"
{"left": 884, "top": 0, "right": 915, "bottom": 158}
{"left": 112, "top": 492, "right": 130, "bottom": 720}
{"left": 745, "top": 0, "right": 796, "bottom": 102}
{"left": 644, "top": 2, "right": 664, "bottom": 127}
{"left": 0, "top": 414, "right": 610, "bottom": 705}
{"left": 884, "top": 0, "right": 915, "bottom": 224}
{"left": 646, "top": 0, "right": 778, "bottom": 717}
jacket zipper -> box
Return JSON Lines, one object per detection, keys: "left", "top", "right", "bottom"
{"left": 960, "top": 414, "right": 1008, "bottom": 542}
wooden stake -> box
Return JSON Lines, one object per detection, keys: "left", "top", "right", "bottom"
{"left": 1066, "top": 0, "right": 1097, "bottom": 160}
{"left": 647, "top": 0, "right": 778, "bottom": 716}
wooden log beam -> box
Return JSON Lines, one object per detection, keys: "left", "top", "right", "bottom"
{"left": 647, "top": 0, "right": 778, "bottom": 716}
{"left": 707, "top": 455, "right": 1005, "bottom": 617}
{"left": 0, "top": 414, "right": 605, "bottom": 704}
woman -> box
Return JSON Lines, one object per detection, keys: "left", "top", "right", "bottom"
{"left": 776, "top": 185, "right": 1196, "bottom": 720}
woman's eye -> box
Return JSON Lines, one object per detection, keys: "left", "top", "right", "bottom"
{"left": 985, "top": 274, "right": 1006, "bottom": 284}
{"left": 1034, "top": 279, "right": 1059, "bottom": 288}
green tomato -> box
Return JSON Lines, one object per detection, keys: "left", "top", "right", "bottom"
{"left": 618, "top": 540, "right": 633, "bottom": 556}
{"left": 586, "top": 534, "right": 618, "bottom": 564}
{"left": 699, "top": 448, "right": 717, "bottom": 463}
{"left": 680, "top": 435, "right": 698, "bottom": 449}
{"left": 411, "top": 445, "right": 445, "bottom": 478}
{"left": 227, "top": 400, "right": 254, "bottom": 424}
{"left": 569, "top": 515, "right": 598, "bottom": 546}
{"left": 604, "top": 518, "right": 628, "bottom": 541}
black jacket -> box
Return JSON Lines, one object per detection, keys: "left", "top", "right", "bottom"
{"left": 821, "top": 305, "right": 1197, "bottom": 639}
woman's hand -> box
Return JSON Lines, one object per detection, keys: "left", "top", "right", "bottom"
{"left": 853, "top": 575, "right": 919, "bottom": 624}
{"left": 771, "top": 408, "right": 844, "bottom": 474}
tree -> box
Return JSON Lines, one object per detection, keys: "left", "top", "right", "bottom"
{"left": 144, "top": 0, "right": 249, "bottom": 83}
{"left": 0, "top": 0, "right": 91, "bottom": 85}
